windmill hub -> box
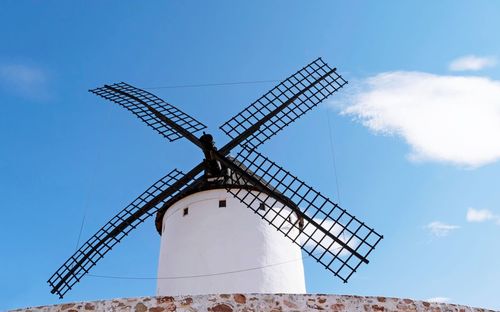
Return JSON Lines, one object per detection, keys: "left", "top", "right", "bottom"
{"left": 199, "top": 132, "right": 225, "bottom": 181}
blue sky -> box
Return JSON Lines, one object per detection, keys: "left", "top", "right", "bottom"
{"left": 1, "top": 1, "right": 500, "bottom": 310}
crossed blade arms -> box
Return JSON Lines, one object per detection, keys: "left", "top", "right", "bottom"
{"left": 48, "top": 58, "right": 381, "bottom": 298}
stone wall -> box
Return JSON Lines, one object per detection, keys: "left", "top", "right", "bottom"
{"left": 10, "top": 294, "right": 497, "bottom": 312}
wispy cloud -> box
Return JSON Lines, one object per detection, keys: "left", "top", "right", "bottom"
{"left": 466, "top": 208, "right": 500, "bottom": 224}
{"left": 425, "top": 297, "right": 451, "bottom": 303}
{"left": 337, "top": 71, "right": 500, "bottom": 167}
{"left": 425, "top": 221, "right": 459, "bottom": 237}
{"left": 0, "top": 63, "right": 49, "bottom": 99}
{"left": 449, "top": 55, "right": 497, "bottom": 71}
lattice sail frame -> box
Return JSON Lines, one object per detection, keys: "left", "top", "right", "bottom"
{"left": 47, "top": 168, "right": 201, "bottom": 299}
{"left": 90, "top": 82, "right": 206, "bottom": 142}
{"left": 227, "top": 148, "right": 383, "bottom": 282}
{"left": 220, "top": 58, "right": 347, "bottom": 151}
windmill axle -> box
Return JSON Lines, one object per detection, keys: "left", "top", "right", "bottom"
{"left": 199, "top": 132, "right": 224, "bottom": 180}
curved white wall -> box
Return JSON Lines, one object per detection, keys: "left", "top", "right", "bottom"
{"left": 156, "top": 188, "right": 306, "bottom": 296}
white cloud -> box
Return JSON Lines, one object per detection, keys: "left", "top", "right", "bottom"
{"left": 425, "top": 297, "right": 451, "bottom": 303}
{"left": 449, "top": 55, "right": 497, "bottom": 71}
{"left": 0, "top": 63, "right": 49, "bottom": 99}
{"left": 466, "top": 208, "right": 499, "bottom": 224}
{"left": 338, "top": 71, "right": 500, "bottom": 167}
{"left": 425, "top": 221, "right": 459, "bottom": 237}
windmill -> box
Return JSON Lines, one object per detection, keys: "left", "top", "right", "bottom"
{"left": 48, "top": 58, "right": 383, "bottom": 299}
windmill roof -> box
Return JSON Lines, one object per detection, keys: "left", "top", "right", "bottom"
{"left": 154, "top": 156, "right": 270, "bottom": 234}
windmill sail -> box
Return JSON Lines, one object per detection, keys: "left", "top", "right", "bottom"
{"left": 48, "top": 165, "right": 204, "bottom": 298}
{"left": 90, "top": 82, "right": 207, "bottom": 142}
{"left": 224, "top": 147, "right": 383, "bottom": 283}
{"left": 219, "top": 58, "right": 347, "bottom": 152}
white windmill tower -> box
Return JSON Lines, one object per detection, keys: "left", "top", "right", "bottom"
{"left": 48, "top": 58, "right": 382, "bottom": 299}
{"left": 154, "top": 139, "right": 308, "bottom": 295}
